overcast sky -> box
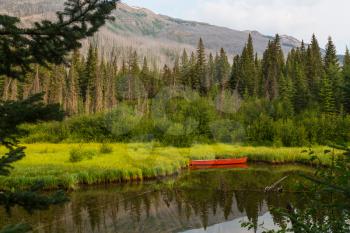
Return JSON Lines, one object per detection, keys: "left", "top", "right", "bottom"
{"left": 123, "top": 0, "right": 349, "bottom": 54}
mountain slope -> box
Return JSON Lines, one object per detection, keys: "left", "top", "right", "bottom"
{"left": 1, "top": 0, "right": 302, "bottom": 64}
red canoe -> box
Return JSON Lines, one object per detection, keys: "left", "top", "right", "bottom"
{"left": 190, "top": 164, "right": 249, "bottom": 170}
{"left": 190, "top": 157, "right": 248, "bottom": 166}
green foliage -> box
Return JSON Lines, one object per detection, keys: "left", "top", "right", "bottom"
{"left": 0, "top": 1, "right": 118, "bottom": 232}
{"left": 247, "top": 145, "right": 350, "bottom": 232}
{"left": 69, "top": 146, "right": 96, "bottom": 163}
{"left": 99, "top": 143, "right": 113, "bottom": 154}
{"left": 0, "top": 0, "right": 118, "bottom": 79}
{"left": 0, "top": 143, "right": 335, "bottom": 190}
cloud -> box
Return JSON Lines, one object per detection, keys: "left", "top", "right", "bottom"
{"left": 185, "top": 0, "right": 349, "bottom": 53}
{"left": 124, "top": 0, "right": 349, "bottom": 53}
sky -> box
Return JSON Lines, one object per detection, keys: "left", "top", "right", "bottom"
{"left": 123, "top": 0, "right": 349, "bottom": 54}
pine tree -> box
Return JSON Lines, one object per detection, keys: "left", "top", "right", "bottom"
{"left": 215, "top": 48, "right": 230, "bottom": 90}
{"left": 140, "top": 57, "right": 151, "bottom": 97}
{"left": 162, "top": 64, "right": 173, "bottom": 87}
{"left": 196, "top": 38, "right": 207, "bottom": 95}
{"left": 237, "top": 34, "right": 257, "bottom": 97}
{"left": 261, "top": 35, "right": 285, "bottom": 100}
{"left": 324, "top": 37, "right": 339, "bottom": 72}
{"left": 324, "top": 37, "right": 342, "bottom": 110}
{"left": 104, "top": 61, "right": 117, "bottom": 110}
{"left": 343, "top": 47, "right": 350, "bottom": 113}
{"left": 81, "top": 44, "right": 97, "bottom": 103}
{"left": 206, "top": 53, "right": 215, "bottom": 94}
{"left": 180, "top": 49, "right": 189, "bottom": 88}
{"left": 127, "top": 51, "right": 140, "bottom": 101}
{"left": 286, "top": 48, "right": 308, "bottom": 112}
{"left": 229, "top": 55, "right": 240, "bottom": 92}
{"left": 93, "top": 57, "right": 104, "bottom": 113}
{"left": 320, "top": 73, "right": 336, "bottom": 114}
{"left": 189, "top": 52, "right": 197, "bottom": 90}
{"left": 173, "top": 56, "right": 181, "bottom": 88}
{"left": 65, "top": 50, "right": 80, "bottom": 115}
{"left": 305, "top": 34, "right": 324, "bottom": 104}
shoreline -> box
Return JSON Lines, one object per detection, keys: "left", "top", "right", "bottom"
{"left": 0, "top": 143, "right": 336, "bottom": 191}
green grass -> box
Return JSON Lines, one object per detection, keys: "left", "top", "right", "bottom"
{"left": 0, "top": 143, "right": 338, "bottom": 190}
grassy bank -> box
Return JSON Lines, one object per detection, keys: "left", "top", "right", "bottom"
{"left": 0, "top": 143, "right": 337, "bottom": 190}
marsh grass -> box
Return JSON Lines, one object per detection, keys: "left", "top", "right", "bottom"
{"left": 69, "top": 146, "right": 96, "bottom": 162}
{"left": 99, "top": 143, "right": 113, "bottom": 154}
{"left": 0, "top": 143, "right": 338, "bottom": 190}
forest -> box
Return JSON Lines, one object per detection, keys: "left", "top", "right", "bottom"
{"left": 2, "top": 34, "right": 350, "bottom": 147}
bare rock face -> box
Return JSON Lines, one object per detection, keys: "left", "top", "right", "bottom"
{"left": 0, "top": 0, "right": 302, "bottom": 64}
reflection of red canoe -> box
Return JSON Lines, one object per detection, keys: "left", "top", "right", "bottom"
{"left": 190, "top": 157, "right": 248, "bottom": 166}
{"left": 190, "top": 164, "right": 249, "bottom": 170}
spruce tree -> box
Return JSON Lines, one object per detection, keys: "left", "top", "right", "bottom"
{"left": 140, "top": 57, "right": 151, "bottom": 97}
{"left": 324, "top": 37, "right": 342, "bottom": 110}
{"left": 229, "top": 55, "right": 240, "bottom": 92}
{"left": 320, "top": 73, "right": 336, "bottom": 114}
{"left": 180, "top": 49, "right": 189, "bottom": 88}
{"left": 324, "top": 37, "right": 339, "bottom": 72}
{"left": 189, "top": 52, "right": 197, "bottom": 89}
{"left": 305, "top": 34, "right": 324, "bottom": 104}
{"left": 261, "top": 35, "right": 285, "bottom": 100}
{"left": 65, "top": 50, "right": 80, "bottom": 115}
{"left": 343, "top": 47, "right": 350, "bottom": 113}
{"left": 196, "top": 38, "right": 207, "bottom": 95}
{"left": 127, "top": 51, "right": 140, "bottom": 101}
{"left": 206, "top": 53, "right": 215, "bottom": 94}
{"left": 286, "top": 48, "right": 308, "bottom": 112}
{"left": 173, "top": 56, "right": 181, "bottom": 88}
{"left": 215, "top": 48, "right": 230, "bottom": 90}
{"left": 162, "top": 64, "right": 173, "bottom": 87}
{"left": 238, "top": 34, "right": 257, "bottom": 97}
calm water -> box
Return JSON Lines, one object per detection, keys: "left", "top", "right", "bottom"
{"left": 0, "top": 165, "right": 313, "bottom": 233}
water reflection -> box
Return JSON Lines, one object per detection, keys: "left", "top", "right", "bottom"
{"left": 0, "top": 165, "right": 312, "bottom": 233}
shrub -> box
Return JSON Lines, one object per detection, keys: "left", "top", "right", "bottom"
{"left": 69, "top": 147, "right": 96, "bottom": 163}
{"left": 99, "top": 144, "right": 113, "bottom": 154}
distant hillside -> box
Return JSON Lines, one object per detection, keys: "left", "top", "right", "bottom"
{"left": 0, "top": 0, "right": 305, "bottom": 65}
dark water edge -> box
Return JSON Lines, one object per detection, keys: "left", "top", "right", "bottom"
{"left": 0, "top": 165, "right": 315, "bottom": 233}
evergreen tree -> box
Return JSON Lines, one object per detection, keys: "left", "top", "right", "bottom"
{"left": 229, "top": 55, "right": 240, "bottom": 92}
{"left": 127, "top": 51, "right": 140, "bottom": 101}
{"left": 162, "top": 64, "right": 173, "bottom": 87}
{"left": 65, "top": 50, "right": 80, "bottom": 115}
{"left": 104, "top": 61, "right": 117, "bottom": 110}
{"left": 324, "top": 37, "right": 342, "bottom": 110}
{"left": 206, "top": 53, "right": 215, "bottom": 94}
{"left": 140, "top": 57, "right": 151, "bottom": 97}
{"left": 305, "top": 34, "right": 324, "bottom": 103}
{"left": 324, "top": 37, "right": 339, "bottom": 72}
{"left": 93, "top": 57, "right": 104, "bottom": 113}
{"left": 173, "top": 56, "right": 181, "bottom": 88}
{"left": 343, "top": 47, "right": 350, "bottom": 113}
{"left": 261, "top": 35, "right": 285, "bottom": 100}
{"left": 81, "top": 44, "right": 96, "bottom": 103}
{"left": 215, "top": 48, "right": 230, "bottom": 90}
{"left": 237, "top": 34, "right": 257, "bottom": 97}
{"left": 320, "top": 73, "right": 336, "bottom": 114}
{"left": 195, "top": 38, "right": 207, "bottom": 95}
{"left": 286, "top": 48, "right": 308, "bottom": 112}
{"left": 180, "top": 49, "right": 189, "bottom": 88}
{"left": 188, "top": 52, "right": 197, "bottom": 89}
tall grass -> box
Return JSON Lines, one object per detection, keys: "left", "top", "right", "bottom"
{"left": 0, "top": 143, "right": 337, "bottom": 190}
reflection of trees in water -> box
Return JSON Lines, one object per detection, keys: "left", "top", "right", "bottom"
{"left": 1, "top": 168, "right": 342, "bottom": 233}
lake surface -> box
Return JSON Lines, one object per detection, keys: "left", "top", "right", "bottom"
{"left": 0, "top": 165, "right": 313, "bottom": 233}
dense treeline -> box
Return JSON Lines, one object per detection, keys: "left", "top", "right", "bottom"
{"left": 4, "top": 34, "right": 350, "bottom": 146}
